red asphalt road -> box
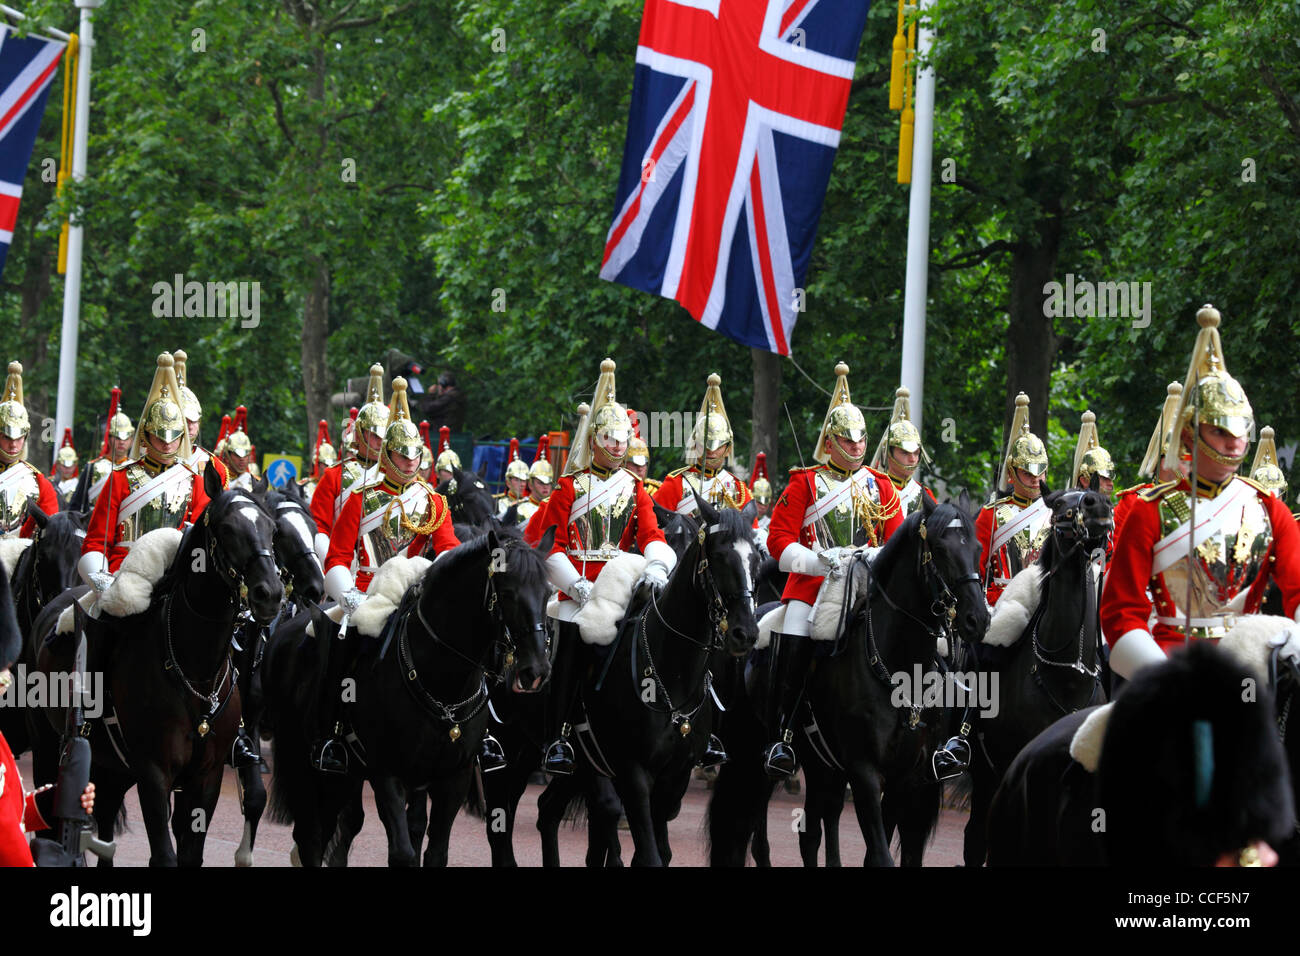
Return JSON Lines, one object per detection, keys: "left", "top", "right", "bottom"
{"left": 19, "top": 755, "right": 969, "bottom": 866}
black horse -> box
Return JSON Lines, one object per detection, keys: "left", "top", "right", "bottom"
{"left": 437, "top": 465, "right": 498, "bottom": 533}
{"left": 265, "top": 527, "right": 553, "bottom": 866}
{"left": 709, "top": 495, "right": 989, "bottom": 866}
{"left": 961, "top": 485, "right": 1112, "bottom": 866}
{"left": 32, "top": 465, "right": 284, "bottom": 866}
{"left": 541, "top": 495, "right": 758, "bottom": 866}
{"left": 986, "top": 640, "right": 1295, "bottom": 865}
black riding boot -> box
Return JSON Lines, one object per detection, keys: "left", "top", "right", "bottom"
{"left": 479, "top": 730, "right": 507, "bottom": 773}
{"left": 697, "top": 734, "right": 728, "bottom": 769}
{"left": 230, "top": 719, "right": 260, "bottom": 769}
{"left": 763, "top": 632, "right": 814, "bottom": 780}
{"left": 542, "top": 621, "right": 582, "bottom": 776}
{"left": 932, "top": 714, "right": 973, "bottom": 781}
{"left": 311, "top": 625, "right": 356, "bottom": 775}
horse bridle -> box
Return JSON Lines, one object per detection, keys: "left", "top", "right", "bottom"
{"left": 271, "top": 498, "right": 319, "bottom": 601}
{"left": 1029, "top": 490, "right": 1110, "bottom": 681}
{"left": 203, "top": 503, "right": 277, "bottom": 601}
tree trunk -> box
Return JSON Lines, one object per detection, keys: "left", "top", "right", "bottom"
{"left": 302, "top": 256, "right": 331, "bottom": 435}
{"left": 21, "top": 247, "right": 54, "bottom": 466}
{"left": 1003, "top": 197, "right": 1062, "bottom": 455}
{"left": 750, "top": 347, "right": 782, "bottom": 476}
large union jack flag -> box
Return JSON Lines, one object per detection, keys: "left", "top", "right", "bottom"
{"left": 600, "top": 0, "right": 870, "bottom": 356}
{"left": 0, "top": 26, "right": 65, "bottom": 280}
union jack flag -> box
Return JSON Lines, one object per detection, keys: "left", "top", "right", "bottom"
{"left": 0, "top": 26, "right": 65, "bottom": 279}
{"left": 600, "top": 0, "right": 870, "bottom": 356}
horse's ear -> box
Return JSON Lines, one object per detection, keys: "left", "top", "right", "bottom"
{"left": 921, "top": 488, "right": 936, "bottom": 517}
{"left": 1039, "top": 477, "right": 1051, "bottom": 497}
{"left": 739, "top": 499, "right": 757, "bottom": 526}
{"left": 25, "top": 500, "right": 48, "bottom": 529}
{"left": 957, "top": 488, "right": 973, "bottom": 518}
{"left": 204, "top": 459, "right": 224, "bottom": 500}
{"left": 503, "top": 503, "right": 519, "bottom": 525}
{"left": 253, "top": 474, "right": 270, "bottom": 496}
{"left": 536, "top": 525, "right": 556, "bottom": 554}
{"left": 690, "top": 482, "right": 720, "bottom": 527}
{"left": 486, "top": 525, "right": 501, "bottom": 556}
{"left": 1088, "top": 471, "right": 1101, "bottom": 493}
{"left": 653, "top": 503, "right": 676, "bottom": 528}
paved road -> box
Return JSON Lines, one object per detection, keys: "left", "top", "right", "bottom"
{"left": 19, "top": 755, "right": 969, "bottom": 866}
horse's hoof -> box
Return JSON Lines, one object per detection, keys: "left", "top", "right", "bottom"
{"left": 290, "top": 844, "right": 302, "bottom": 867}
{"left": 235, "top": 850, "right": 253, "bottom": 867}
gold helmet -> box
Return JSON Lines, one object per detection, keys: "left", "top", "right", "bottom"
{"left": 530, "top": 434, "right": 554, "bottom": 483}
{"left": 1250, "top": 426, "right": 1287, "bottom": 498}
{"left": 131, "top": 353, "right": 194, "bottom": 464}
{"left": 1138, "top": 382, "right": 1184, "bottom": 480}
{"left": 312, "top": 420, "right": 337, "bottom": 477}
{"left": 814, "top": 362, "right": 867, "bottom": 465}
{"left": 1072, "top": 410, "right": 1115, "bottom": 487}
{"left": 626, "top": 409, "right": 650, "bottom": 468}
{"left": 999, "top": 392, "right": 1048, "bottom": 488}
{"left": 0, "top": 361, "right": 30, "bottom": 442}
{"left": 355, "top": 363, "right": 390, "bottom": 448}
{"left": 871, "top": 386, "right": 930, "bottom": 473}
{"left": 224, "top": 406, "right": 253, "bottom": 458}
{"left": 751, "top": 451, "right": 772, "bottom": 504}
{"left": 381, "top": 377, "right": 424, "bottom": 480}
{"left": 504, "top": 437, "right": 531, "bottom": 482}
{"left": 569, "top": 359, "right": 629, "bottom": 472}
{"left": 340, "top": 407, "right": 359, "bottom": 459}
{"left": 172, "top": 349, "right": 203, "bottom": 424}
{"left": 435, "top": 425, "right": 460, "bottom": 473}
{"left": 54, "top": 428, "right": 78, "bottom": 473}
{"left": 686, "top": 373, "right": 736, "bottom": 467}
{"left": 1163, "top": 305, "right": 1253, "bottom": 475}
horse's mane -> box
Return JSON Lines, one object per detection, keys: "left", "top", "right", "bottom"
{"left": 157, "top": 489, "right": 266, "bottom": 593}
{"left": 423, "top": 530, "right": 548, "bottom": 594}
{"left": 691, "top": 506, "right": 753, "bottom": 547}
{"left": 871, "top": 501, "right": 970, "bottom": 587}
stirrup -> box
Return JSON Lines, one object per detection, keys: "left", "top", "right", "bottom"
{"left": 697, "top": 734, "right": 728, "bottom": 769}
{"left": 230, "top": 730, "right": 260, "bottom": 770}
{"left": 931, "top": 734, "right": 971, "bottom": 781}
{"left": 479, "top": 731, "right": 507, "bottom": 774}
{"left": 542, "top": 725, "right": 575, "bottom": 776}
{"left": 763, "top": 731, "right": 798, "bottom": 780}
{"left": 311, "top": 735, "right": 349, "bottom": 775}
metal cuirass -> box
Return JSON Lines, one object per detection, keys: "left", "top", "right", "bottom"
{"left": 1155, "top": 485, "right": 1273, "bottom": 635}
{"left": 515, "top": 497, "right": 541, "bottom": 525}
{"left": 568, "top": 471, "right": 636, "bottom": 561}
{"left": 118, "top": 464, "right": 192, "bottom": 544}
{"left": 896, "top": 479, "right": 925, "bottom": 518}
{"left": 0, "top": 463, "right": 38, "bottom": 536}
{"left": 679, "top": 468, "right": 745, "bottom": 511}
{"left": 994, "top": 499, "right": 1051, "bottom": 576}
{"left": 359, "top": 483, "right": 431, "bottom": 569}
{"left": 810, "top": 468, "right": 883, "bottom": 549}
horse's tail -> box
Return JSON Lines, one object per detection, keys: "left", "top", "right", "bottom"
{"left": 944, "top": 768, "right": 973, "bottom": 812}
{"left": 462, "top": 776, "right": 487, "bottom": 819}
{"left": 266, "top": 732, "right": 297, "bottom": 826}
{"left": 113, "top": 802, "right": 129, "bottom": 836}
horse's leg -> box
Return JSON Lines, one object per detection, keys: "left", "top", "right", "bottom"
{"left": 91, "top": 772, "right": 131, "bottom": 868}
{"left": 234, "top": 760, "right": 267, "bottom": 867}
{"left": 587, "top": 775, "right": 624, "bottom": 868}
{"left": 822, "top": 775, "right": 846, "bottom": 868}
{"left": 750, "top": 781, "right": 776, "bottom": 867}
{"left": 613, "top": 765, "right": 661, "bottom": 867}
{"left": 536, "top": 773, "right": 570, "bottom": 867}
{"left": 649, "top": 770, "right": 692, "bottom": 867}
{"left": 483, "top": 765, "right": 528, "bottom": 868}
{"left": 325, "top": 784, "right": 365, "bottom": 867}
{"left": 797, "top": 774, "right": 825, "bottom": 867}
{"left": 964, "top": 760, "right": 994, "bottom": 867}
{"left": 173, "top": 769, "right": 223, "bottom": 868}
{"left": 405, "top": 786, "right": 428, "bottom": 860}
{"left": 371, "top": 775, "right": 418, "bottom": 867}
{"left": 846, "top": 761, "right": 893, "bottom": 867}
{"left": 135, "top": 764, "right": 179, "bottom": 867}
{"left": 896, "top": 780, "right": 940, "bottom": 868}
{"left": 422, "top": 771, "right": 472, "bottom": 868}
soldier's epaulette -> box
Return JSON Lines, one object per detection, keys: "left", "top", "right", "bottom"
{"left": 492, "top": 492, "right": 505, "bottom": 500}
{"left": 665, "top": 465, "right": 693, "bottom": 479}
{"left": 985, "top": 494, "right": 1013, "bottom": 509}
{"left": 1238, "top": 475, "right": 1268, "bottom": 494}
{"left": 21, "top": 460, "right": 43, "bottom": 477}
{"left": 1115, "top": 482, "right": 1150, "bottom": 499}
{"left": 1137, "top": 479, "right": 1180, "bottom": 503}
{"left": 112, "top": 458, "right": 138, "bottom": 472}
{"left": 787, "top": 465, "right": 818, "bottom": 475}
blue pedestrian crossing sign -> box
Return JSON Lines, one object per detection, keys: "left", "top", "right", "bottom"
{"left": 262, "top": 454, "right": 301, "bottom": 488}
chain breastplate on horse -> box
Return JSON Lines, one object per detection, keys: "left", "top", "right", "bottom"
{"left": 0, "top": 463, "right": 38, "bottom": 536}
{"left": 994, "top": 499, "right": 1051, "bottom": 575}
{"left": 568, "top": 471, "right": 636, "bottom": 561}
{"left": 118, "top": 463, "right": 192, "bottom": 543}
{"left": 1155, "top": 487, "right": 1272, "bottom": 636}
{"left": 359, "top": 483, "right": 430, "bottom": 570}
{"left": 810, "top": 468, "right": 882, "bottom": 549}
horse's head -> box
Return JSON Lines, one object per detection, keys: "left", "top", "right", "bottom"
{"left": 201, "top": 463, "right": 284, "bottom": 623}
{"left": 24, "top": 502, "right": 87, "bottom": 597}
{"left": 252, "top": 478, "right": 325, "bottom": 607}
{"left": 684, "top": 491, "right": 759, "bottom": 658}
{"left": 1043, "top": 483, "right": 1113, "bottom": 562}
{"left": 479, "top": 525, "right": 554, "bottom": 692}
{"left": 653, "top": 503, "right": 696, "bottom": 560}
{"left": 915, "top": 494, "right": 990, "bottom": 644}
{"left": 437, "top": 465, "right": 497, "bottom": 527}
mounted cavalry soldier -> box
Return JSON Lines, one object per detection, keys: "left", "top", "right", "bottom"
{"left": 511, "top": 433, "right": 551, "bottom": 532}
{"left": 311, "top": 365, "right": 387, "bottom": 560}
{"left": 870, "top": 386, "right": 936, "bottom": 519}
{"left": 623, "top": 410, "right": 659, "bottom": 496}
{"left": 525, "top": 421, "right": 573, "bottom": 549}
{"left": 654, "top": 373, "right": 753, "bottom": 518}
{"left": 540, "top": 360, "right": 677, "bottom": 776}
{"left": 418, "top": 420, "right": 434, "bottom": 483}
{"left": 85, "top": 387, "right": 136, "bottom": 508}
{"left": 1113, "top": 382, "right": 1183, "bottom": 544}
{"left": 298, "top": 420, "right": 338, "bottom": 504}
{"left": 1072, "top": 410, "right": 1115, "bottom": 499}
{"left": 0, "top": 362, "right": 59, "bottom": 538}
{"left": 51, "top": 429, "right": 79, "bottom": 499}
{"left": 435, "top": 425, "right": 461, "bottom": 488}
{"left": 1250, "top": 426, "right": 1288, "bottom": 499}
{"left": 315, "top": 378, "right": 460, "bottom": 773}
{"left": 173, "top": 349, "right": 229, "bottom": 488}
{"left": 221, "top": 407, "right": 257, "bottom": 491}
{"left": 975, "top": 392, "right": 1051, "bottom": 607}
{"left": 762, "top": 362, "right": 904, "bottom": 779}
{"left": 1102, "top": 305, "right": 1300, "bottom": 682}
{"left": 496, "top": 437, "right": 531, "bottom": 520}
{"left": 750, "top": 452, "right": 773, "bottom": 553}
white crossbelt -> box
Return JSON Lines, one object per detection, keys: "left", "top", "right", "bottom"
{"left": 357, "top": 483, "right": 429, "bottom": 537}
{"left": 1151, "top": 479, "right": 1256, "bottom": 576}
{"left": 117, "top": 464, "right": 191, "bottom": 524}
{"left": 802, "top": 468, "right": 874, "bottom": 527}
{"left": 569, "top": 469, "right": 632, "bottom": 523}
{"left": 989, "top": 496, "right": 1048, "bottom": 557}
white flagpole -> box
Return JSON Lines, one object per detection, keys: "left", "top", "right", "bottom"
{"left": 52, "top": 0, "right": 99, "bottom": 467}
{"left": 898, "top": 0, "right": 934, "bottom": 435}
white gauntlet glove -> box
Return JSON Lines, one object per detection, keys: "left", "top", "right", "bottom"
{"left": 90, "top": 572, "right": 115, "bottom": 594}
{"left": 569, "top": 578, "right": 593, "bottom": 607}
{"left": 637, "top": 560, "right": 669, "bottom": 593}
{"left": 342, "top": 589, "right": 365, "bottom": 613}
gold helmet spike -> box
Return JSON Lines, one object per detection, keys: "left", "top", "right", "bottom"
{"left": 131, "top": 353, "right": 194, "bottom": 463}
{"left": 686, "top": 373, "right": 736, "bottom": 467}
{"left": 562, "top": 403, "right": 592, "bottom": 477}
{"left": 0, "top": 361, "right": 31, "bottom": 441}
{"left": 505, "top": 437, "right": 531, "bottom": 482}
{"left": 172, "top": 349, "right": 203, "bottom": 423}
{"left": 1072, "top": 410, "right": 1115, "bottom": 486}
{"left": 1250, "top": 426, "right": 1288, "bottom": 498}
{"left": 999, "top": 392, "right": 1048, "bottom": 488}
{"left": 1162, "top": 305, "right": 1254, "bottom": 475}
{"left": 529, "top": 434, "right": 554, "bottom": 483}
{"left": 1138, "top": 382, "right": 1184, "bottom": 480}
{"left": 570, "top": 359, "right": 628, "bottom": 473}
{"left": 813, "top": 362, "right": 867, "bottom": 465}
{"left": 871, "top": 386, "right": 929, "bottom": 472}
{"left": 382, "top": 377, "right": 424, "bottom": 466}
{"left": 355, "top": 363, "right": 390, "bottom": 442}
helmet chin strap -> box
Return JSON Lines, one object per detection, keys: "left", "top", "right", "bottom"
{"left": 831, "top": 436, "right": 865, "bottom": 468}
{"left": 1195, "top": 432, "right": 1246, "bottom": 469}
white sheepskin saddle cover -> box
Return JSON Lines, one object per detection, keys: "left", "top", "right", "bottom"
{"left": 99, "top": 528, "right": 183, "bottom": 618}
{"left": 573, "top": 552, "right": 646, "bottom": 647}
{"left": 1069, "top": 702, "right": 1114, "bottom": 773}
{"left": 756, "top": 604, "right": 785, "bottom": 651}
{"left": 984, "top": 565, "right": 1043, "bottom": 648}
{"left": 0, "top": 537, "right": 31, "bottom": 579}
{"left": 808, "top": 561, "right": 874, "bottom": 643}
{"left": 305, "top": 556, "right": 431, "bottom": 638}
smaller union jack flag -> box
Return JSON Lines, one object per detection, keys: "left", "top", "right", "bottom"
{"left": 600, "top": 0, "right": 871, "bottom": 356}
{"left": 0, "top": 26, "right": 66, "bottom": 280}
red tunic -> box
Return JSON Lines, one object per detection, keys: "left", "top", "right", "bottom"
{"left": 974, "top": 494, "right": 1049, "bottom": 606}
{"left": 324, "top": 480, "right": 460, "bottom": 592}
{"left": 1111, "top": 483, "right": 1150, "bottom": 546}
{"left": 1101, "top": 479, "right": 1300, "bottom": 654}
{"left": 82, "top": 463, "right": 210, "bottom": 572}
{"left": 547, "top": 470, "right": 667, "bottom": 601}
{"left": 0, "top": 731, "right": 46, "bottom": 867}
{"left": 522, "top": 495, "right": 551, "bottom": 547}
{"left": 767, "top": 465, "right": 904, "bottom": 606}
{"left": 653, "top": 467, "right": 754, "bottom": 515}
